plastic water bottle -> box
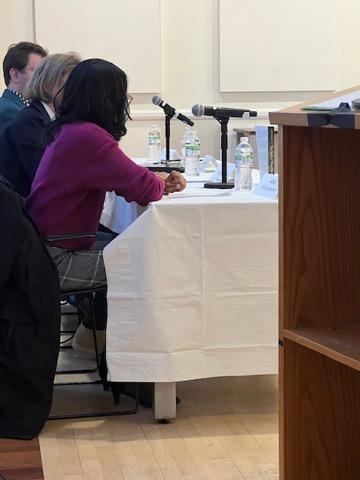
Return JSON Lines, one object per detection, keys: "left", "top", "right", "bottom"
{"left": 148, "top": 125, "right": 161, "bottom": 162}
{"left": 185, "top": 130, "right": 201, "bottom": 176}
{"left": 234, "top": 136, "right": 253, "bottom": 191}
{"left": 180, "top": 126, "right": 192, "bottom": 168}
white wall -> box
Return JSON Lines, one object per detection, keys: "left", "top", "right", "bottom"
{"left": 34, "top": 0, "right": 162, "bottom": 93}
{"left": 1, "top": 0, "right": 360, "bottom": 159}
{"left": 220, "top": 0, "right": 338, "bottom": 92}
{"left": 342, "top": 0, "right": 360, "bottom": 89}
{"left": 0, "top": 0, "right": 34, "bottom": 74}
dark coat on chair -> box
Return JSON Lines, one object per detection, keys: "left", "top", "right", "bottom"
{"left": 0, "top": 100, "right": 51, "bottom": 198}
{"left": 0, "top": 177, "right": 61, "bottom": 439}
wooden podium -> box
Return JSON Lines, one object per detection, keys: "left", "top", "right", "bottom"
{"left": 270, "top": 87, "right": 360, "bottom": 480}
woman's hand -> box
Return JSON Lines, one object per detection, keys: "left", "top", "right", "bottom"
{"left": 164, "top": 171, "right": 187, "bottom": 193}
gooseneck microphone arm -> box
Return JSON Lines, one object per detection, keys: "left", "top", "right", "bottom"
{"left": 152, "top": 96, "right": 194, "bottom": 164}
{"left": 152, "top": 96, "right": 194, "bottom": 127}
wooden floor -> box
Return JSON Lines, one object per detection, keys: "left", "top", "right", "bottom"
{"left": 0, "top": 437, "right": 44, "bottom": 480}
{"left": 39, "top": 375, "right": 278, "bottom": 480}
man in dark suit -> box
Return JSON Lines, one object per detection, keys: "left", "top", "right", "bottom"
{"left": 0, "top": 42, "right": 47, "bottom": 131}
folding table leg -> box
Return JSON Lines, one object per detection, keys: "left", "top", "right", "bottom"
{"left": 153, "top": 382, "right": 177, "bottom": 422}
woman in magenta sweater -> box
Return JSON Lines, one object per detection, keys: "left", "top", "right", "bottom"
{"left": 26, "top": 59, "right": 186, "bottom": 356}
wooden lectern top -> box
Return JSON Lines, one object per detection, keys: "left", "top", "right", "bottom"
{"left": 269, "top": 85, "right": 360, "bottom": 128}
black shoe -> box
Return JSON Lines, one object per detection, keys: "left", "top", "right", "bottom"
{"left": 109, "top": 382, "right": 124, "bottom": 405}
{"left": 123, "top": 382, "right": 153, "bottom": 408}
{"left": 139, "top": 383, "right": 155, "bottom": 408}
{"left": 98, "top": 352, "right": 125, "bottom": 404}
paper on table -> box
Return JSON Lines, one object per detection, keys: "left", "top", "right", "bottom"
{"left": 209, "top": 161, "right": 235, "bottom": 182}
{"left": 185, "top": 174, "right": 212, "bottom": 183}
{"left": 132, "top": 157, "right": 154, "bottom": 166}
{"left": 301, "top": 90, "right": 360, "bottom": 111}
{"left": 167, "top": 189, "right": 233, "bottom": 199}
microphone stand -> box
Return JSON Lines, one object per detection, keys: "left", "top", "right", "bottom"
{"left": 204, "top": 114, "right": 233, "bottom": 189}
{"left": 159, "top": 104, "right": 176, "bottom": 165}
{"left": 151, "top": 111, "right": 182, "bottom": 172}
{"left": 148, "top": 109, "right": 183, "bottom": 173}
{"left": 164, "top": 113, "right": 172, "bottom": 164}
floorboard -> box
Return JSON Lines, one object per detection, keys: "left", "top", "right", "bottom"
{"left": 0, "top": 437, "right": 44, "bottom": 480}
{"left": 40, "top": 375, "right": 279, "bottom": 479}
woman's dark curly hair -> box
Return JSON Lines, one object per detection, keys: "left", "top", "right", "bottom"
{"left": 50, "top": 58, "right": 131, "bottom": 142}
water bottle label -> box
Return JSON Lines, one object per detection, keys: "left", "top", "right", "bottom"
{"left": 185, "top": 145, "right": 193, "bottom": 157}
{"left": 240, "top": 152, "right": 253, "bottom": 164}
{"left": 149, "top": 134, "right": 160, "bottom": 146}
{"left": 185, "top": 144, "right": 200, "bottom": 157}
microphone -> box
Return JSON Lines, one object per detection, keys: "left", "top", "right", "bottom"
{"left": 152, "top": 96, "right": 194, "bottom": 126}
{"left": 192, "top": 104, "right": 257, "bottom": 119}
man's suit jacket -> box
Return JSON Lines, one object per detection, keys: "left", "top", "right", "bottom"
{"left": 0, "top": 100, "right": 51, "bottom": 197}
{"left": 0, "top": 89, "right": 25, "bottom": 130}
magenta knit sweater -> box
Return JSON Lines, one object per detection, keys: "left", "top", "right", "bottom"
{"left": 26, "top": 122, "right": 164, "bottom": 249}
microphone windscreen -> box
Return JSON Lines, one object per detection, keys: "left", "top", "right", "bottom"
{"left": 152, "top": 95, "right": 162, "bottom": 106}
{"left": 191, "top": 104, "right": 204, "bottom": 117}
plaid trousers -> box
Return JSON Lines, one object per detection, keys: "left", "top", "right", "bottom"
{"left": 47, "top": 240, "right": 108, "bottom": 292}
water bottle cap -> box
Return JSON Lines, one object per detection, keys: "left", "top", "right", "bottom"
{"left": 240, "top": 136, "right": 249, "bottom": 142}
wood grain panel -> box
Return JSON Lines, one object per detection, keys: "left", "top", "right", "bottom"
{"left": 280, "top": 126, "right": 360, "bottom": 330}
{"left": 283, "top": 324, "right": 360, "bottom": 370}
{"left": 282, "top": 340, "right": 360, "bottom": 480}
{"left": 0, "top": 437, "right": 43, "bottom": 479}
{"left": 277, "top": 89, "right": 360, "bottom": 480}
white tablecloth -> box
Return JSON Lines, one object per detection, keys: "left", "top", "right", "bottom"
{"left": 103, "top": 179, "right": 278, "bottom": 383}
{"left": 100, "top": 158, "right": 161, "bottom": 234}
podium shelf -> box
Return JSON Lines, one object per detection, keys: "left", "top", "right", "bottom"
{"left": 283, "top": 324, "right": 360, "bottom": 371}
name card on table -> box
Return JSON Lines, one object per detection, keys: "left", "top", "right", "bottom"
{"left": 253, "top": 173, "right": 278, "bottom": 199}
{"left": 210, "top": 162, "right": 235, "bottom": 182}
